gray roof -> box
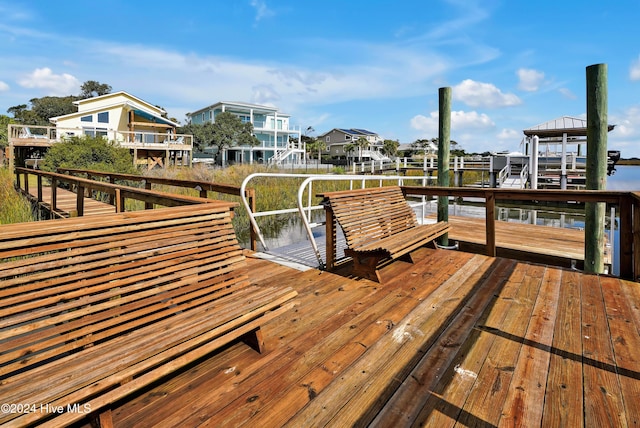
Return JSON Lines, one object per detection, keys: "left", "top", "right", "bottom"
{"left": 523, "top": 116, "right": 614, "bottom": 137}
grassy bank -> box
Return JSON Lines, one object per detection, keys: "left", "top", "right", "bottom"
{"left": 0, "top": 167, "right": 35, "bottom": 224}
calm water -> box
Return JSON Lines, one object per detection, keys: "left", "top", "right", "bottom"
{"left": 606, "top": 165, "right": 640, "bottom": 190}
{"left": 259, "top": 165, "right": 640, "bottom": 273}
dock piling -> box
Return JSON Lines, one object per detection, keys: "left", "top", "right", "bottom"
{"left": 437, "top": 87, "right": 451, "bottom": 246}
{"left": 584, "top": 63, "right": 608, "bottom": 274}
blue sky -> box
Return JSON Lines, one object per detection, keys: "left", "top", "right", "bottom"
{"left": 1, "top": 0, "right": 640, "bottom": 156}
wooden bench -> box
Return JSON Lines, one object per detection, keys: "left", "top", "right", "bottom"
{"left": 320, "top": 186, "right": 450, "bottom": 282}
{"left": 0, "top": 203, "right": 297, "bottom": 427}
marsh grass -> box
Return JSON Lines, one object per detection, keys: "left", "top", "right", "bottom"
{"left": 0, "top": 167, "right": 36, "bottom": 224}
{"left": 145, "top": 164, "right": 356, "bottom": 244}
{"left": 144, "top": 164, "right": 484, "bottom": 245}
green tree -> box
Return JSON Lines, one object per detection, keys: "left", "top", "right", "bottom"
{"left": 306, "top": 138, "right": 326, "bottom": 164}
{"left": 355, "top": 136, "right": 370, "bottom": 162}
{"left": 180, "top": 122, "right": 216, "bottom": 152}
{"left": 40, "top": 135, "right": 136, "bottom": 174}
{"left": 382, "top": 139, "right": 400, "bottom": 158}
{"left": 79, "top": 81, "right": 112, "bottom": 99}
{"left": 0, "top": 115, "right": 15, "bottom": 150}
{"left": 181, "top": 113, "right": 260, "bottom": 163}
{"left": 344, "top": 143, "right": 355, "bottom": 165}
{"left": 30, "top": 96, "right": 78, "bottom": 124}
{"left": 211, "top": 112, "right": 260, "bottom": 163}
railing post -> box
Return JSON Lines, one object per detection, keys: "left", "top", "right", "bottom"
{"left": 485, "top": 191, "right": 496, "bottom": 257}
{"left": 109, "top": 176, "right": 116, "bottom": 205}
{"left": 37, "top": 175, "right": 42, "bottom": 202}
{"left": 23, "top": 171, "right": 29, "bottom": 194}
{"left": 51, "top": 178, "right": 57, "bottom": 218}
{"left": 76, "top": 185, "right": 84, "bottom": 217}
{"left": 325, "top": 205, "right": 336, "bottom": 270}
{"left": 144, "top": 181, "right": 153, "bottom": 210}
{"left": 248, "top": 189, "right": 258, "bottom": 252}
{"left": 115, "top": 188, "right": 124, "bottom": 212}
{"left": 634, "top": 197, "right": 640, "bottom": 280}
{"left": 619, "top": 195, "right": 633, "bottom": 279}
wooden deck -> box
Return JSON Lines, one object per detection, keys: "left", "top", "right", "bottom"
{"left": 78, "top": 247, "right": 640, "bottom": 427}
{"left": 27, "top": 185, "right": 115, "bottom": 217}
{"left": 431, "top": 214, "right": 611, "bottom": 268}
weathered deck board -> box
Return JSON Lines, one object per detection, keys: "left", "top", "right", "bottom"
{"left": 74, "top": 248, "right": 640, "bottom": 427}
{"left": 430, "top": 214, "right": 611, "bottom": 267}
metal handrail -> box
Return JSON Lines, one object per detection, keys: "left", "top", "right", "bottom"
{"left": 239, "top": 173, "right": 436, "bottom": 267}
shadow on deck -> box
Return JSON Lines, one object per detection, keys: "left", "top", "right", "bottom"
{"left": 79, "top": 247, "right": 640, "bottom": 427}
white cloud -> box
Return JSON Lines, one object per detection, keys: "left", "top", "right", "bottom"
{"left": 250, "top": 0, "right": 275, "bottom": 22}
{"left": 517, "top": 68, "right": 544, "bottom": 92}
{"left": 410, "top": 110, "right": 494, "bottom": 134}
{"left": 558, "top": 87, "right": 577, "bottom": 99}
{"left": 497, "top": 128, "right": 520, "bottom": 141}
{"left": 0, "top": 81, "right": 9, "bottom": 91}
{"left": 18, "top": 67, "right": 80, "bottom": 96}
{"left": 630, "top": 55, "right": 640, "bottom": 81}
{"left": 453, "top": 79, "right": 521, "bottom": 108}
{"left": 607, "top": 106, "right": 640, "bottom": 158}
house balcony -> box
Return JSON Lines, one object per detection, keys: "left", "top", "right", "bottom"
{"left": 7, "top": 124, "right": 193, "bottom": 169}
{"left": 9, "top": 125, "right": 192, "bottom": 148}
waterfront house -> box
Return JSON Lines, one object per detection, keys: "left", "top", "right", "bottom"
{"left": 318, "top": 128, "right": 387, "bottom": 161}
{"left": 8, "top": 91, "right": 193, "bottom": 169}
{"left": 186, "top": 101, "right": 303, "bottom": 165}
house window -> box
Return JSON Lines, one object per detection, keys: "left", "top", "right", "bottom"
{"left": 277, "top": 119, "right": 283, "bottom": 130}
{"left": 326, "top": 136, "right": 330, "bottom": 143}
{"left": 97, "top": 112, "right": 109, "bottom": 123}
{"left": 239, "top": 115, "right": 251, "bottom": 124}
{"left": 345, "top": 135, "right": 351, "bottom": 140}
{"left": 83, "top": 128, "right": 95, "bottom": 137}
{"left": 96, "top": 128, "right": 108, "bottom": 138}
{"left": 202, "top": 113, "right": 205, "bottom": 122}
{"left": 81, "top": 115, "right": 92, "bottom": 122}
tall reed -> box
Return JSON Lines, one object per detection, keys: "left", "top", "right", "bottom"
{"left": 0, "top": 167, "right": 35, "bottom": 224}
{"left": 146, "top": 164, "right": 351, "bottom": 244}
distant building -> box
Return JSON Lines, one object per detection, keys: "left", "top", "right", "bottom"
{"left": 317, "top": 128, "right": 386, "bottom": 160}
{"left": 8, "top": 91, "right": 192, "bottom": 169}
{"left": 186, "top": 101, "right": 303, "bottom": 165}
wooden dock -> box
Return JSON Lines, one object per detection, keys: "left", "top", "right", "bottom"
{"left": 28, "top": 185, "right": 115, "bottom": 217}
{"left": 430, "top": 214, "right": 610, "bottom": 269}
{"left": 79, "top": 247, "right": 640, "bottom": 427}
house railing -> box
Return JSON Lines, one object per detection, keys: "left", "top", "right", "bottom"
{"left": 8, "top": 124, "right": 193, "bottom": 148}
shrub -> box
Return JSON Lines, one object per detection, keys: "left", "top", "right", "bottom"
{"left": 40, "top": 135, "right": 137, "bottom": 174}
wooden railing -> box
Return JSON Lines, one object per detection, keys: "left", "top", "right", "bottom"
{"left": 400, "top": 186, "right": 638, "bottom": 280}
{"left": 14, "top": 167, "right": 259, "bottom": 250}
{"left": 57, "top": 168, "right": 258, "bottom": 249}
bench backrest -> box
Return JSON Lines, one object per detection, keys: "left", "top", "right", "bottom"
{"left": 0, "top": 203, "right": 247, "bottom": 380}
{"left": 321, "top": 186, "right": 418, "bottom": 249}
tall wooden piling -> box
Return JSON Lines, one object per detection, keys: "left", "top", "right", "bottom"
{"left": 437, "top": 87, "right": 451, "bottom": 246}
{"left": 585, "top": 63, "right": 607, "bottom": 274}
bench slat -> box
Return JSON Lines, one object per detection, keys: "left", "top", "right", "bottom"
{"left": 320, "top": 186, "right": 450, "bottom": 281}
{"left": 0, "top": 204, "right": 298, "bottom": 427}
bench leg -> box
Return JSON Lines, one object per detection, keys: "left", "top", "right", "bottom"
{"left": 241, "top": 327, "right": 265, "bottom": 354}
{"left": 90, "top": 408, "right": 114, "bottom": 428}
{"left": 347, "top": 251, "right": 387, "bottom": 283}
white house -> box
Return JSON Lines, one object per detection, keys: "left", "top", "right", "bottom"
{"left": 186, "top": 101, "right": 303, "bottom": 165}
{"left": 8, "top": 91, "right": 193, "bottom": 169}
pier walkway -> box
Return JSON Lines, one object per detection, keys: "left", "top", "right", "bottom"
{"left": 84, "top": 247, "right": 640, "bottom": 427}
